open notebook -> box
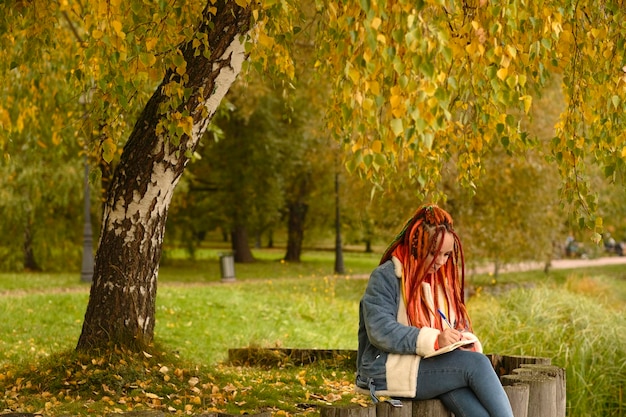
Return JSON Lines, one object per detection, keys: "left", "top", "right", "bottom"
{"left": 424, "top": 336, "right": 477, "bottom": 358}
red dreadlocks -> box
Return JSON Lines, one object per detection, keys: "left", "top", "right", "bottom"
{"left": 380, "top": 205, "right": 471, "bottom": 331}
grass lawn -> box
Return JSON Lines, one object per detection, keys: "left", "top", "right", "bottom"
{"left": 0, "top": 249, "right": 625, "bottom": 416}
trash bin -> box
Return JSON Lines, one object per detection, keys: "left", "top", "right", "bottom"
{"left": 219, "top": 252, "right": 235, "bottom": 282}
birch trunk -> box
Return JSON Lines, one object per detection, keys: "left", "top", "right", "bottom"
{"left": 77, "top": 0, "right": 252, "bottom": 350}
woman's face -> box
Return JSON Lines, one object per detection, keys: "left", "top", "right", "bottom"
{"left": 425, "top": 231, "right": 454, "bottom": 274}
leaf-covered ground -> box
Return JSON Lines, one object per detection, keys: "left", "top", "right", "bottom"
{"left": 0, "top": 346, "right": 368, "bottom": 416}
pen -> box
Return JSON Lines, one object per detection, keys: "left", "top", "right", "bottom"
{"left": 437, "top": 308, "right": 453, "bottom": 329}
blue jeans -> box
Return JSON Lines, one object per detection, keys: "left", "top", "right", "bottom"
{"left": 416, "top": 350, "right": 514, "bottom": 417}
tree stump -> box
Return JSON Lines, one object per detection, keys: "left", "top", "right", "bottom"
{"left": 501, "top": 373, "right": 557, "bottom": 417}
{"left": 320, "top": 404, "right": 377, "bottom": 417}
{"left": 411, "top": 399, "right": 452, "bottom": 417}
{"left": 517, "top": 364, "right": 566, "bottom": 417}
{"left": 487, "top": 353, "right": 507, "bottom": 377}
{"left": 503, "top": 383, "right": 529, "bottom": 417}
{"left": 497, "top": 355, "right": 552, "bottom": 376}
{"left": 227, "top": 348, "right": 357, "bottom": 369}
{"left": 377, "top": 400, "right": 412, "bottom": 417}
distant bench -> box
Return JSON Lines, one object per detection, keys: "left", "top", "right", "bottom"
{"left": 228, "top": 349, "right": 565, "bottom": 417}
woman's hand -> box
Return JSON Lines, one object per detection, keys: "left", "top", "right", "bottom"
{"left": 437, "top": 328, "right": 464, "bottom": 348}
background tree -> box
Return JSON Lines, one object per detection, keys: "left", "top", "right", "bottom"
{"left": 450, "top": 77, "right": 567, "bottom": 275}
{"left": 168, "top": 80, "right": 335, "bottom": 264}
{"left": 0, "top": 24, "right": 87, "bottom": 271}
{"left": 0, "top": 145, "right": 85, "bottom": 271}
{"left": 191, "top": 91, "right": 291, "bottom": 263}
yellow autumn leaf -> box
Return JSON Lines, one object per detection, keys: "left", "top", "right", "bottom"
{"left": 575, "top": 136, "right": 585, "bottom": 149}
{"left": 324, "top": 392, "right": 343, "bottom": 402}
{"left": 101, "top": 138, "right": 117, "bottom": 163}
{"left": 0, "top": 107, "right": 11, "bottom": 130}
{"left": 500, "top": 55, "right": 511, "bottom": 68}
{"left": 257, "top": 32, "right": 274, "bottom": 48}
{"left": 496, "top": 67, "right": 508, "bottom": 81}
{"left": 390, "top": 94, "right": 402, "bottom": 110}
{"left": 372, "top": 140, "right": 382, "bottom": 153}
{"left": 595, "top": 217, "right": 603, "bottom": 229}
{"left": 145, "top": 37, "right": 158, "bottom": 51}
{"left": 16, "top": 114, "right": 24, "bottom": 133}
{"left": 176, "top": 61, "right": 187, "bottom": 76}
{"left": 505, "top": 45, "right": 517, "bottom": 58}
{"left": 111, "top": 20, "right": 123, "bottom": 35}
{"left": 422, "top": 81, "right": 436, "bottom": 96}
{"left": 367, "top": 80, "right": 380, "bottom": 95}
{"left": 179, "top": 116, "right": 194, "bottom": 137}
{"left": 465, "top": 41, "right": 477, "bottom": 56}
{"left": 92, "top": 29, "right": 103, "bottom": 39}
{"left": 520, "top": 95, "right": 532, "bottom": 113}
{"left": 371, "top": 17, "right": 382, "bottom": 30}
{"left": 353, "top": 90, "right": 363, "bottom": 105}
{"left": 347, "top": 67, "right": 360, "bottom": 84}
{"left": 621, "top": 147, "right": 626, "bottom": 158}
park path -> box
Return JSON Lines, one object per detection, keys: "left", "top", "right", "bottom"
{"left": 471, "top": 255, "right": 626, "bottom": 275}
{"left": 347, "top": 255, "right": 626, "bottom": 280}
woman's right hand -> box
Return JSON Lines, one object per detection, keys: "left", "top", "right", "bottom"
{"left": 437, "top": 328, "right": 464, "bottom": 347}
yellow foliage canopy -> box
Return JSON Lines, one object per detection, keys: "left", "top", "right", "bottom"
{"left": 1, "top": 0, "right": 625, "bottom": 230}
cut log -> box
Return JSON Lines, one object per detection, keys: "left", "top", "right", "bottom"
{"left": 501, "top": 373, "right": 557, "bottom": 417}
{"left": 503, "top": 383, "right": 529, "bottom": 417}
{"left": 500, "top": 355, "right": 551, "bottom": 376}
{"left": 377, "top": 400, "right": 412, "bottom": 417}
{"left": 516, "top": 364, "right": 566, "bottom": 417}
{"left": 227, "top": 348, "right": 357, "bottom": 368}
{"left": 411, "top": 399, "right": 452, "bottom": 417}
{"left": 320, "top": 404, "right": 377, "bottom": 417}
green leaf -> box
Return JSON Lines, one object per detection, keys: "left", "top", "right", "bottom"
{"left": 360, "top": 0, "right": 371, "bottom": 13}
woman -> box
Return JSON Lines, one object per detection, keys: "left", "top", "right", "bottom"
{"left": 356, "top": 205, "right": 514, "bottom": 417}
